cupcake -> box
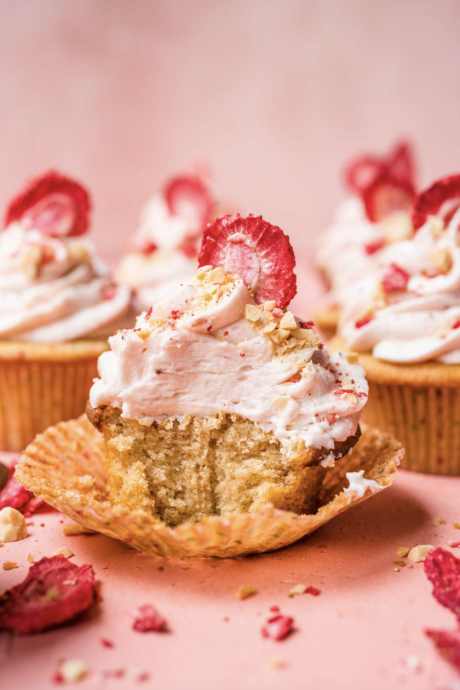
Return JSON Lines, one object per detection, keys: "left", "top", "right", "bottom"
{"left": 87, "top": 214, "right": 369, "bottom": 526}
{"left": 334, "top": 173, "right": 460, "bottom": 475}
{"left": 315, "top": 141, "right": 417, "bottom": 339}
{"left": 116, "top": 171, "right": 216, "bottom": 314}
{"left": 0, "top": 170, "right": 131, "bottom": 451}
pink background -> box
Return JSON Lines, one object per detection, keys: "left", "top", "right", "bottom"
{"left": 0, "top": 0, "right": 460, "bottom": 268}
{"left": 2, "top": 4, "right": 460, "bottom": 688}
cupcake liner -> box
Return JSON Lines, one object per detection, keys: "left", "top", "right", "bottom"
{"left": 363, "top": 381, "right": 460, "bottom": 475}
{"left": 0, "top": 341, "right": 107, "bottom": 452}
{"left": 15, "top": 416, "right": 402, "bottom": 558}
{"left": 329, "top": 337, "right": 460, "bottom": 475}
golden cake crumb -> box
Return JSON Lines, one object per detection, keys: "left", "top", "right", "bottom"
{"left": 28, "top": 554, "right": 35, "bottom": 563}
{"left": 3, "top": 561, "right": 18, "bottom": 570}
{"left": 433, "top": 517, "right": 446, "bottom": 525}
{"left": 453, "top": 523, "right": 460, "bottom": 530}
{"left": 235, "top": 584, "right": 257, "bottom": 600}
{"left": 396, "top": 547, "right": 410, "bottom": 558}
{"left": 393, "top": 560, "right": 407, "bottom": 568}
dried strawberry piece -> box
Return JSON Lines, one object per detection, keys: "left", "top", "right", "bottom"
{"left": 131, "top": 604, "right": 167, "bottom": 632}
{"left": 381, "top": 263, "right": 410, "bottom": 293}
{"left": 355, "top": 315, "right": 372, "bottom": 329}
{"left": 345, "top": 141, "right": 416, "bottom": 222}
{"left": 0, "top": 470, "right": 34, "bottom": 512}
{"left": 164, "top": 175, "right": 214, "bottom": 238}
{"left": 261, "top": 614, "right": 294, "bottom": 641}
{"left": 5, "top": 171, "right": 91, "bottom": 237}
{"left": 425, "top": 628, "right": 460, "bottom": 671}
{"left": 424, "top": 547, "right": 460, "bottom": 621}
{"left": 305, "top": 586, "right": 321, "bottom": 596}
{"left": 141, "top": 241, "right": 158, "bottom": 255}
{"left": 0, "top": 555, "right": 97, "bottom": 634}
{"left": 412, "top": 174, "right": 460, "bottom": 231}
{"left": 198, "top": 214, "right": 297, "bottom": 309}
{"left": 364, "top": 239, "right": 385, "bottom": 255}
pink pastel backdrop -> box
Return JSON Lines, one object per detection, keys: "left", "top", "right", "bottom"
{"left": 0, "top": 0, "right": 459, "bottom": 272}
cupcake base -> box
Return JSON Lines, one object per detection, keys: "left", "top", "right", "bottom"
{"left": 0, "top": 340, "right": 108, "bottom": 452}
{"left": 329, "top": 337, "right": 460, "bottom": 475}
{"left": 313, "top": 305, "right": 340, "bottom": 340}
{"left": 15, "top": 416, "right": 402, "bottom": 558}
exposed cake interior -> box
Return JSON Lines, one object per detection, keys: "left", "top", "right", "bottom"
{"left": 89, "top": 216, "right": 368, "bottom": 525}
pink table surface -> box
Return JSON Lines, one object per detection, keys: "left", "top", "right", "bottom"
{"left": 2, "top": 465, "right": 460, "bottom": 690}
{"left": 1, "top": 265, "right": 460, "bottom": 690}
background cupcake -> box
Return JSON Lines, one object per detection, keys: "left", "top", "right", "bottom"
{"left": 334, "top": 173, "right": 460, "bottom": 474}
{"left": 315, "top": 141, "right": 417, "bottom": 338}
{"left": 116, "top": 170, "right": 217, "bottom": 315}
{"left": 0, "top": 170, "right": 131, "bottom": 451}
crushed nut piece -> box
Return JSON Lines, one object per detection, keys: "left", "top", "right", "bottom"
{"left": 52, "top": 547, "right": 75, "bottom": 559}
{"left": 205, "top": 267, "right": 227, "bottom": 284}
{"left": 453, "top": 523, "right": 460, "bottom": 530}
{"left": 267, "top": 655, "right": 286, "bottom": 669}
{"left": 62, "top": 523, "right": 96, "bottom": 536}
{"left": 407, "top": 545, "right": 434, "bottom": 563}
{"left": 28, "top": 554, "right": 35, "bottom": 564}
{"left": 396, "top": 547, "right": 410, "bottom": 558}
{"left": 235, "top": 584, "right": 257, "bottom": 600}
{"left": 0, "top": 506, "right": 27, "bottom": 543}
{"left": 263, "top": 301, "right": 277, "bottom": 312}
{"left": 3, "top": 561, "right": 18, "bottom": 570}
{"left": 434, "top": 517, "right": 446, "bottom": 525}
{"left": 287, "top": 584, "right": 307, "bottom": 597}
{"left": 57, "top": 659, "right": 88, "bottom": 683}
{"left": 279, "top": 312, "right": 298, "bottom": 330}
{"left": 431, "top": 247, "right": 452, "bottom": 274}
{"left": 245, "top": 304, "right": 261, "bottom": 322}
{"left": 393, "top": 560, "right": 407, "bottom": 568}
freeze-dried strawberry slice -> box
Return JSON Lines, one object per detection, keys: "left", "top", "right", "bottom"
{"left": 424, "top": 547, "right": 460, "bottom": 621}
{"left": 131, "top": 604, "right": 167, "bottom": 632}
{"left": 426, "top": 628, "right": 460, "bottom": 671}
{"left": 345, "top": 141, "right": 415, "bottom": 193}
{"left": 198, "top": 214, "right": 297, "bottom": 309}
{"left": 412, "top": 174, "right": 460, "bottom": 231}
{"left": 5, "top": 171, "right": 91, "bottom": 237}
{"left": 363, "top": 178, "right": 415, "bottom": 224}
{"left": 381, "top": 263, "right": 410, "bottom": 293}
{"left": 164, "top": 175, "right": 214, "bottom": 237}
{"left": 387, "top": 142, "right": 415, "bottom": 186}
{"left": 0, "top": 555, "right": 97, "bottom": 634}
{"left": 345, "top": 141, "right": 416, "bottom": 222}
{"left": 261, "top": 614, "right": 294, "bottom": 641}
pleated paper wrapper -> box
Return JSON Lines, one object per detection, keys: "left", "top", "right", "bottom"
{"left": 16, "top": 417, "right": 403, "bottom": 558}
{"left": 0, "top": 340, "right": 108, "bottom": 452}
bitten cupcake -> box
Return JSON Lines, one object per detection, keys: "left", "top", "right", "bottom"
{"left": 116, "top": 171, "right": 217, "bottom": 314}
{"left": 335, "top": 174, "right": 460, "bottom": 475}
{"left": 87, "top": 214, "right": 369, "bottom": 525}
{"left": 0, "top": 170, "right": 130, "bottom": 451}
{"left": 315, "top": 141, "right": 417, "bottom": 338}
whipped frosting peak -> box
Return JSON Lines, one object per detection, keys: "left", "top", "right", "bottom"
{"left": 90, "top": 267, "right": 368, "bottom": 449}
{"left": 341, "top": 207, "right": 460, "bottom": 363}
{"left": 0, "top": 221, "right": 130, "bottom": 342}
{"left": 117, "top": 175, "right": 216, "bottom": 312}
